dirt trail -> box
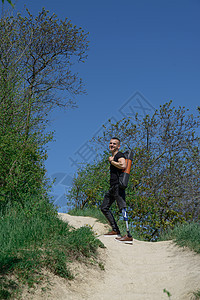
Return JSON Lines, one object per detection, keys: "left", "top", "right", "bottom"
{"left": 25, "top": 213, "right": 200, "bottom": 300}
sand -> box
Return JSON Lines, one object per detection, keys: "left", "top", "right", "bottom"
{"left": 22, "top": 213, "right": 200, "bottom": 300}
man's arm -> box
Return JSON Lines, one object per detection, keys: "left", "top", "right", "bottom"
{"left": 109, "top": 157, "right": 126, "bottom": 169}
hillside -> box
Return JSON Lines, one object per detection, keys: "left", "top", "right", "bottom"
{"left": 23, "top": 213, "right": 200, "bottom": 300}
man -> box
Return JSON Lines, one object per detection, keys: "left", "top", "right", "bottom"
{"left": 101, "top": 137, "right": 133, "bottom": 244}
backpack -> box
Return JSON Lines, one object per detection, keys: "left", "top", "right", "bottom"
{"left": 119, "top": 149, "right": 133, "bottom": 189}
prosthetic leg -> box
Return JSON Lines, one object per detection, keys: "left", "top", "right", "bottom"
{"left": 122, "top": 208, "right": 132, "bottom": 238}
{"left": 115, "top": 208, "right": 133, "bottom": 243}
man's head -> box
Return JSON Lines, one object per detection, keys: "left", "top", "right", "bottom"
{"left": 109, "top": 137, "right": 120, "bottom": 153}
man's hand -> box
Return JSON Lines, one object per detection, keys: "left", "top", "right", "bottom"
{"left": 109, "top": 156, "right": 114, "bottom": 163}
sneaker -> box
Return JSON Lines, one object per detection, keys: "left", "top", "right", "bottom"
{"left": 115, "top": 235, "right": 133, "bottom": 244}
{"left": 104, "top": 230, "right": 121, "bottom": 237}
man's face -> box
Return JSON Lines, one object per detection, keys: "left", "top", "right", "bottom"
{"left": 109, "top": 139, "right": 120, "bottom": 152}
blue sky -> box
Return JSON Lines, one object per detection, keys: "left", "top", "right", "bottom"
{"left": 4, "top": 0, "right": 200, "bottom": 210}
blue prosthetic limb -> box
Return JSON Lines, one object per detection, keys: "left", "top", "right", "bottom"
{"left": 122, "top": 208, "right": 128, "bottom": 221}
{"left": 122, "top": 208, "right": 132, "bottom": 237}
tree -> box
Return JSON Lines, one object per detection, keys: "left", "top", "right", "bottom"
{"left": 0, "top": 65, "right": 52, "bottom": 209}
{"left": 0, "top": 9, "right": 89, "bottom": 209}
{"left": 68, "top": 102, "right": 200, "bottom": 240}
{"left": 0, "top": 9, "right": 89, "bottom": 135}
{"left": 1, "top": 0, "right": 14, "bottom": 8}
{"left": 67, "top": 153, "right": 110, "bottom": 210}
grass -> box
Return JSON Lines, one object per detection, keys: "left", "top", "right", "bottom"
{"left": 160, "top": 222, "right": 200, "bottom": 299}
{"left": 0, "top": 202, "right": 105, "bottom": 299}
{"left": 159, "top": 222, "right": 200, "bottom": 254}
{"left": 193, "top": 290, "right": 200, "bottom": 299}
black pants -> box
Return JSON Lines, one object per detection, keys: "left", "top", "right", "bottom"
{"left": 101, "top": 184, "right": 126, "bottom": 233}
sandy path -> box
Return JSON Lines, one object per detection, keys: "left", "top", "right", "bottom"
{"left": 24, "top": 213, "right": 200, "bottom": 300}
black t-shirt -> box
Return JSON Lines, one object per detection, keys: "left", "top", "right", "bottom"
{"left": 110, "top": 151, "right": 125, "bottom": 186}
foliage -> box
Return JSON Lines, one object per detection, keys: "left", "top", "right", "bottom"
{"left": 163, "top": 288, "right": 172, "bottom": 299}
{"left": 0, "top": 66, "right": 51, "bottom": 210}
{"left": 67, "top": 153, "right": 110, "bottom": 210}
{"left": 0, "top": 9, "right": 89, "bottom": 209}
{"left": 0, "top": 8, "right": 89, "bottom": 112}
{"left": 160, "top": 222, "right": 200, "bottom": 253}
{"left": 193, "top": 290, "right": 200, "bottom": 300}
{"left": 68, "top": 102, "right": 200, "bottom": 241}
{"left": 1, "top": 0, "right": 14, "bottom": 8}
{"left": 0, "top": 8, "right": 94, "bottom": 299}
{"left": 0, "top": 200, "right": 104, "bottom": 299}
